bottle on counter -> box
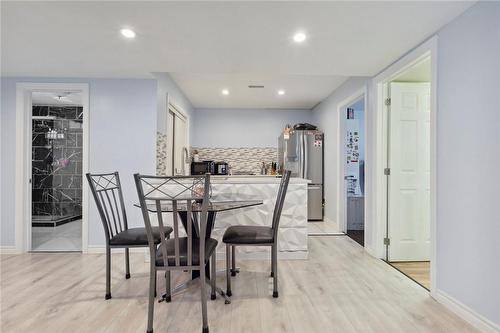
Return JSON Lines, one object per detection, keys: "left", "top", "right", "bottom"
{"left": 279, "top": 162, "right": 283, "bottom": 175}
{"left": 192, "top": 149, "right": 199, "bottom": 162}
{"left": 271, "top": 162, "right": 276, "bottom": 175}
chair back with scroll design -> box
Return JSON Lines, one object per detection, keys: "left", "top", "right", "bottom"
{"left": 271, "top": 170, "right": 291, "bottom": 241}
{"left": 86, "top": 172, "right": 128, "bottom": 243}
{"left": 134, "top": 173, "right": 210, "bottom": 268}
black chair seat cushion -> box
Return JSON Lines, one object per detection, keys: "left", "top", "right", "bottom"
{"left": 109, "top": 226, "right": 173, "bottom": 246}
{"left": 222, "top": 225, "right": 274, "bottom": 245}
{"left": 155, "top": 237, "right": 218, "bottom": 266}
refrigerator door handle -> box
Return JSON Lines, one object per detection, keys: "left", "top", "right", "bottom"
{"left": 300, "top": 133, "right": 303, "bottom": 178}
{"left": 298, "top": 134, "right": 301, "bottom": 177}
{"left": 302, "top": 134, "right": 309, "bottom": 179}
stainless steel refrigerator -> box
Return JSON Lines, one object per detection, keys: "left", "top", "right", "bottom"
{"left": 278, "top": 129, "right": 324, "bottom": 220}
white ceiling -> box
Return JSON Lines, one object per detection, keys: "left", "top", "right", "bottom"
{"left": 32, "top": 92, "right": 82, "bottom": 106}
{"left": 1, "top": 1, "right": 474, "bottom": 109}
{"left": 170, "top": 73, "right": 347, "bottom": 109}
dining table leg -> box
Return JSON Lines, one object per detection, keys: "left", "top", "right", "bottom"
{"left": 178, "top": 211, "right": 217, "bottom": 280}
{"left": 160, "top": 211, "right": 231, "bottom": 304}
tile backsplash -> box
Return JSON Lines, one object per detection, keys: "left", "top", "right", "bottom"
{"left": 156, "top": 132, "right": 168, "bottom": 175}
{"left": 155, "top": 134, "right": 278, "bottom": 175}
{"left": 191, "top": 147, "right": 278, "bottom": 175}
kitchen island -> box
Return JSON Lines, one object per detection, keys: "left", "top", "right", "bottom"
{"left": 210, "top": 175, "right": 309, "bottom": 259}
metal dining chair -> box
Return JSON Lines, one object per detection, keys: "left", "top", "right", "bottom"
{"left": 134, "top": 173, "right": 217, "bottom": 333}
{"left": 223, "top": 170, "right": 291, "bottom": 298}
{"left": 86, "top": 172, "right": 173, "bottom": 300}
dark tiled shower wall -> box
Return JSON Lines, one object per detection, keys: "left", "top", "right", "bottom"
{"left": 32, "top": 106, "right": 83, "bottom": 223}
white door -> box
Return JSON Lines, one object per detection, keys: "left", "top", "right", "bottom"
{"left": 388, "top": 82, "right": 431, "bottom": 261}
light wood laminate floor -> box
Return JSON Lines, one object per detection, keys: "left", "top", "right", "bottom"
{"left": 307, "top": 220, "right": 342, "bottom": 235}
{"left": 390, "top": 261, "right": 431, "bottom": 290}
{"left": 1, "top": 236, "right": 475, "bottom": 333}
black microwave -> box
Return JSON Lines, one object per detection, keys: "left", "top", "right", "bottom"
{"left": 191, "top": 161, "right": 215, "bottom": 175}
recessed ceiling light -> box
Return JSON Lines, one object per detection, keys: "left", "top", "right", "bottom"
{"left": 293, "top": 32, "right": 307, "bottom": 43}
{"left": 221, "top": 89, "right": 229, "bottom": 96}
{"left": 278, "top": 90, "right": 286, "bottom": 96}
{"left": 120, "top": 28, "right": 136, "bottom": 39}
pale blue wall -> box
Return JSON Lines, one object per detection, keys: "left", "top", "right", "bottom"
{"left": 192, "top": 108, "right": 313, "bottom": 147}
{"left": 153, "top": 73, "right": 194, "bottom": 138}
{"left": 436, "top": 1, "right": 500, "bottom": 325}
{"left": 0, "top": 77, "right": 157, "bottom": 247}
{"left": 312, "top": 77, "right": 370, "bottom": 225}
{"left": 0, "top": 79, "right": 17, "bottom": 246}
{"left": 311, "top": 3, "right": 500, "bottom": 326}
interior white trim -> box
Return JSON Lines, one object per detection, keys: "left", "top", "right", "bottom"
{"left": 15, "top": 83, "right": 90, "bottom": 253}
{"left": 168, "top": 102, "right": 187, "bottom": 121}
{"left": 336, "top": 89, "right": 367, "bottom": 235}
{"left": 370, "top": 36, "right": 438, "bottom": 297}
{"left": 435, "top": 290, "right": 500, "bottom": 333}
{"left": 166, "top": 95, "right": 190, "bottom": 175}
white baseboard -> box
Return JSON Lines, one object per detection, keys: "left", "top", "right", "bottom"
{"left": 435, "top": 289, "right": 500, "bottom": 333}
{"left": 0, "top": 246, "right": 19, "bottom": 254}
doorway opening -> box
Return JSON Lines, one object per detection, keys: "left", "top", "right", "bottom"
{"left": 343, "top": 97, "right": 365, "bottom": 246}
{"left": 385, "top": 56, "right": 432, "bottom": 290}
{"left": 15, "top": 83, "right": 89, "bottom": 253}
{"left": 30, "top": 91, "right": 84, "bottom": 252}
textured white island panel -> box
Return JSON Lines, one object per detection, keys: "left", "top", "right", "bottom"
{"left": 211, "top": 177, "right": 308, "bottom": 259}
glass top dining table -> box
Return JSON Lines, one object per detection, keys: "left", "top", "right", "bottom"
{"left": 134, "top": 193, "right": 264, "bottom": 281}
{"left": 134, "top": 193, "right": 263, "bottom": 212}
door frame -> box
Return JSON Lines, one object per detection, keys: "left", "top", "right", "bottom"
{"left": 371, "top": 36, "right": 437, "bottom": 296}
{"left": 15, "top": 83, "right": 90, "bottom": 253}
{"left": 337, "top": 89, "right": 367, "bottom": 234}
{"left": 165, "top": 95, "right": 190, "bottom": 176}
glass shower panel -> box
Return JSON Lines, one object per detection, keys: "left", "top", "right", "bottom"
{"left": 32, "top": 105, "right": 83, "bottom": 226}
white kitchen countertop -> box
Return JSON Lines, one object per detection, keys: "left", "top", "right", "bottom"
{"left": 209, "top": 175, "right": 310, "bottom": 184}
{"left": 208, "top": 174, "right": 309, "bottom": 259}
